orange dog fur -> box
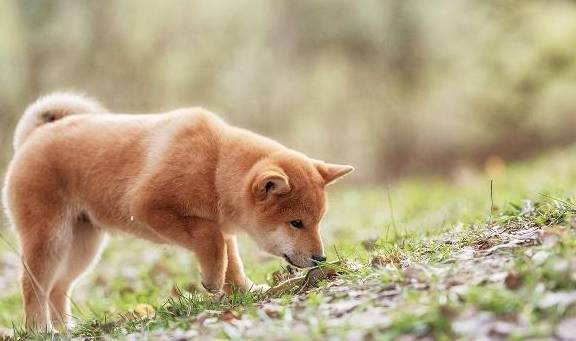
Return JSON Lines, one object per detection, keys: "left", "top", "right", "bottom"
{"left": 1, "top": 92, "right": 354, "bottom": 330}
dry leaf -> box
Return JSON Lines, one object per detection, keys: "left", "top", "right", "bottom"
{"left": 504, "top": 271, "right": 522, "bottom": 290}
{"left": 371, "top": 254, "right": 402, "bottom": 268}
{"left": 474, "top": 237, "right": 494, "bottom": 251}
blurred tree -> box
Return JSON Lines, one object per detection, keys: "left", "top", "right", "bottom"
{"left": 2, "top": 0, "right": 576, "bottom": 182}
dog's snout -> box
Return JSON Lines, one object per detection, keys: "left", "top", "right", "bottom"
{"left": 311, "top": 254, "right": 327, "bottom": 263}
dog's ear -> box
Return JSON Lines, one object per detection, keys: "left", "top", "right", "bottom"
{"left": 315, "top": 162, "right": 354, "bottom": 185}
{"left": 252, "top": 169, "right": 291, "bottom": 200}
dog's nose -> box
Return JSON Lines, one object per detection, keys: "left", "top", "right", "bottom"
{"left": 311, "top": 254, "right": 327, "bottom": 263}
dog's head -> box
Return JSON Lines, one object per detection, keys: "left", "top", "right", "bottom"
{"left": 241, "top": 151, "right": 354, "bottom": 268}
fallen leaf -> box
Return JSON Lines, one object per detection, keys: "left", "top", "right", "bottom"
{"left": 370, "top": 255, "right": 389, "bottom": 268}
{"left": 371, "top": 254, "right": 402, "bottom": 268}
{"left": 264, "top": 261, "right": 344, "bottom": 297}
{"left": 504, "top": 271, "right": 522, "bottom": 290}
{"left": 271, "top": 269, "right": 296, "bottom": 286}
{"left": 474, "top": 237, "right": 494, "bottom": 251}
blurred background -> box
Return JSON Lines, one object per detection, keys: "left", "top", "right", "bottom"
{"left": 2, "top": 0, "right": 576, "bottom": 328}
{"left": 2, "top": 0, "right": 576, "bottom": 182}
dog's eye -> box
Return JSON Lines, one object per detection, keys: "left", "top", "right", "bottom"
{"left": 289, "top": 220, "right": 304, "bottom": 229}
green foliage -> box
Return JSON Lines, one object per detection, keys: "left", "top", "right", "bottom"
{"left": 2, "top": 1, "right": 576, "bottom": 178}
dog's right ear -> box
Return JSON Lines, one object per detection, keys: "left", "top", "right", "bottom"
{"left": 252, "top": 169, "right": 291, "bottom": 200}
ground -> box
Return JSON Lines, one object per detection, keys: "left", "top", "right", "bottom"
{"left": 2, "top": 147, "right": 576, "bottom": 340}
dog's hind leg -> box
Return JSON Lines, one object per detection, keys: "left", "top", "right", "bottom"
{"left": 18, "top": 209, "right": 73, "bottom": 331}
{"left": 49, "top": 214, "right": 107, "bottom": 329}
{"left": 4, "top": 173, "right": 73, "bottom": 330}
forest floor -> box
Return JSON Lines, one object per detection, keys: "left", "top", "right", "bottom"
{"left": 2, "top": 147, "right": 576, "bottom": 340}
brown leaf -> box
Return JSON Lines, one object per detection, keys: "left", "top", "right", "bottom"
{"left": 371, "top": 254, "right": 402, "bottom": 268}
{"left": 504, "top": 271, "right": 522, "bottom": 290}
{"left": 298, "top": 266, "right": 338, "bottom": 292}
{"left": 474, "top": 237, "right": 494, "bottom": 251}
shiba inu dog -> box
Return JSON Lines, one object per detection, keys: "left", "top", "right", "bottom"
{"left": 1, "top": 92, "right": 354, "bottom": 330}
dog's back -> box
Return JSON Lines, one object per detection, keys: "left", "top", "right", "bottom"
{"left": 5, "top": 94, "right": 225, "bottom": 237}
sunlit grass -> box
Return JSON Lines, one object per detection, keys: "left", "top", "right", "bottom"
{"left": 1, "top": 146, "right": 576, "bottom": 337}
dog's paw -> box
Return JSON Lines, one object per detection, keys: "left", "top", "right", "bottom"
{"left": 201, "top": 281, "right": 224, "bottom": 296}
{"left": 223, "top": 280, "right": 270, "bottom": 295}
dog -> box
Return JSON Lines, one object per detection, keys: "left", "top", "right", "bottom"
{"left": 1, "top": 92, "right": 354, "bottom": 330}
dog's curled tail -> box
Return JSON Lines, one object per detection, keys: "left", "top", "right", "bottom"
{"left": 13, "top": 92, "right": 107, "bottom": 150}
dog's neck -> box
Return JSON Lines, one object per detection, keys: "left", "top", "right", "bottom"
{"left": 214, "top": 126, "right": 286, "bottom": 231}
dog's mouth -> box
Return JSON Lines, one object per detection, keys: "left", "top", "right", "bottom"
{"left": 283, "top": 253, "right": 302, "bottom": 268}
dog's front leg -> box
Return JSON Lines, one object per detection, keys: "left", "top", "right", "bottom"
{"left": 223, "top": 236, "right": 269, "bottom": 294}
{"left": 132, "top": 201, "right": 227, "bottom": 293}
{"left": 223, "top": 235, "right": 250, "bottom": 293}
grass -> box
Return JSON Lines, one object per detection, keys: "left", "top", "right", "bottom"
{"left": 2, "top": 146, "right": 576, "bottom": 339}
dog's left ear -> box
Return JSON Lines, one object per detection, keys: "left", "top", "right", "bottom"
{"left": 252, "top": 168, "right": 291, "bottom": 200}
{"left": 315, "top": 162, "right": 355, "bottom": 185}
